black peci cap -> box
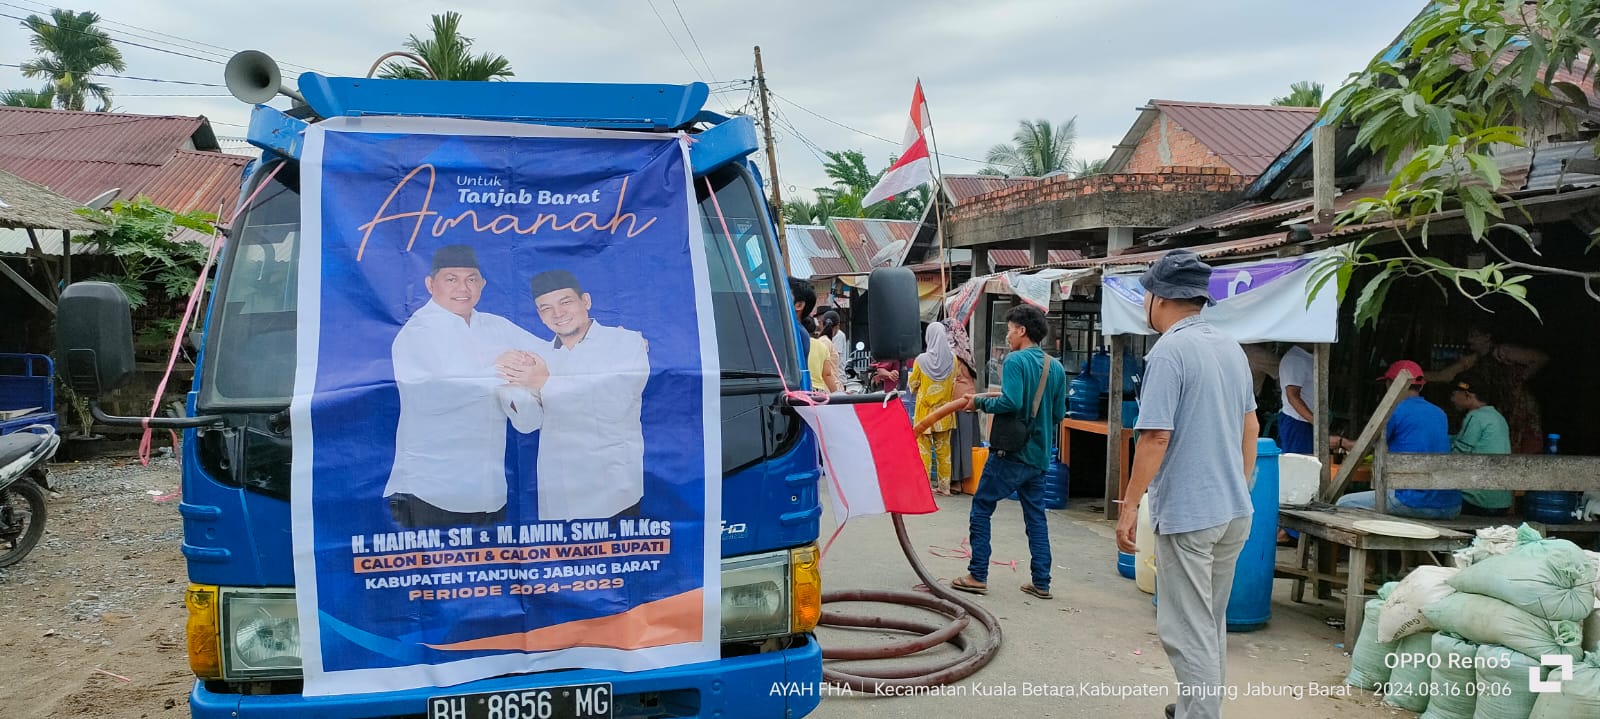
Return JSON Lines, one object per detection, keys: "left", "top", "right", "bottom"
{"left": 430, "top": 244, "right": 480, "bottom": 272}
{"left": 529, "top": 269, "right": 584, "bottom": 299}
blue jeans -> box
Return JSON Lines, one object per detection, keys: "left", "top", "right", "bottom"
{"left": 1336, "top": 490, "right": 1460, "bottom": 520}
{"left": 968, "top": 455, "right": 1051, "bottom": 590}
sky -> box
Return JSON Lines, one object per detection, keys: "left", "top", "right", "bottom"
{"left": 0, "top": 0, "right": 1428, "bottom": 201}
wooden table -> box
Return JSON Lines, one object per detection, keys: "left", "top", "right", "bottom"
{"left": 1058, "top": 418, "right": 1134, "bottom": 507}
{"left": 1276, "top": 507, "right": 1471, "bottom": 649}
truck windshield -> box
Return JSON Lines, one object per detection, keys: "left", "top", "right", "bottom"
{"left": 198, "top": 160, "right": 798, "bottom": 412}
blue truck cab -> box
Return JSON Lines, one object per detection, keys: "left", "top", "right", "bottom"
{"left": 86, "top": 62, "right": 825, "bottom": 718}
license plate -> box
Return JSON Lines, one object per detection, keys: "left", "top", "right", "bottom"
{"left": 428, "top": 683, "right": 613, "bottom": 719}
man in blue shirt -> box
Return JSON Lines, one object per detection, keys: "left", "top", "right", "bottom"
{"left": 1114, "top": 250, "right": 1258, "bottom": 719}
{"left": 950, "top": 304, "right": 1066, "bottom": 600}
{"left": 1331, "top": 361, "right": 1459, "bottom": 519}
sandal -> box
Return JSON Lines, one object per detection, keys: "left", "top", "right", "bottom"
{"left": 950, "top": 575, "right": 988, "bottom": 595}
{"left": 1020, "top": 584, "right": 1053, "bottom": 600}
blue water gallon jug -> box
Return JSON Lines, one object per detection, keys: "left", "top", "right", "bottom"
{"left": 1526, "top": 491, "right": 1580, "bottom": 524}
{"left": 1117, "top": 551, "right": 1136, "bottom": 580}
{"left": 1043, "top": 460, "right": 1070, "bottom": 509}
{"left": 1227, "top": 437, "right": 1281, "bottom": 632}
{"left": 1068, "top": 373, "right": 1101, "bottom": 420}
{"left": 1088, "top": 348, "right": 1111, "bottom": 388}
{"left": 1120, "top": 349, "right": 1143, "bottom": 396}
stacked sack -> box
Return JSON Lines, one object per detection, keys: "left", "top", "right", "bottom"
{"left": 1420, "top": 530, "right": 1596, "bottom": 718}
{"left": 1346, "top": 582, "right": 1400, "bottom": 690}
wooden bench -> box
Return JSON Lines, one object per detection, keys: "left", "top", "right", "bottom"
{"left": 1277, "top": 506, "right": 1472, "bottom": 649}
{"left": 1383, "top": 453, "right": 1600, "bottom": 541}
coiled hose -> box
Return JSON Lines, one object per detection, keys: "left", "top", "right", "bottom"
{"left": 818, "top": 398, "right": 1004, "bottom": 691}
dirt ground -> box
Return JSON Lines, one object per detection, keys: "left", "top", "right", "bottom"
{"left": 0, "top": 459, "right": 1417, "bottom": 719}
{"left": 0, "top": 456, "right": 191, "bottom": 719}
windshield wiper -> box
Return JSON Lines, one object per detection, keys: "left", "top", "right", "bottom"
{"left": 720, "top": 370, "right": 783, "bottom": 380}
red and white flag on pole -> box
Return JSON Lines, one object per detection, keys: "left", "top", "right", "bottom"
{"left": 862, "top": 81, "right": 935, "bottom": 207}
{"left": 791, "top": 399, "right": 937, "bottom": 544}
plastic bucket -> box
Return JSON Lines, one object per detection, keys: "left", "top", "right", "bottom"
{"left": 966, "top": 447, "right": 988, "bottom": 495}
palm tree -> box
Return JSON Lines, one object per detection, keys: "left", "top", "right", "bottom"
{"left": 783, "top": 198, "right": 831, "bottom": 226}
{"left": 983, "top": 118, "right": 1078, "bottom": 177}
{"left": 1070, "top": 157, "right": 1107, "bottom": 178}
{"left": 377, "top": 11, "right": 514, "bottom": 81}
{"left": 1, "top": 87, "right": 55, "bottom": 108}
{"left": 1272, "top": 81, "right": 1324, "bottom": 108}
{"left": 18, "top": 9, "right": 126, "bottom": 111}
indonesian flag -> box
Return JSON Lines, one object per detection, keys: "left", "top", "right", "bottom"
{"left": 862, "top": 81, "right": 935, "bottom": 207}
{"left": 791, "top": 399, "right": 937, "bottom": 539}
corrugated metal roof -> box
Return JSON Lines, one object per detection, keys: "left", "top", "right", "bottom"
{"left": 829, "top": 217, "right": 919, "bottom": 271}
{"left": 809, "top": 257, "right": 856, "bottom": 276}
{"left": 139, "top": 150, "right": 250, "bottom": 215}
{"left": 1147, "top": 198, "right": 1314, "bottom": 239}
{"left": 989, "top": 249, "right": 1083, "bottom": 268}
{"left": 784, "top": 224, "right": 844, "bottom": 279}
{"left": 0, "top": 106, "right": 237, "bottom": 207}
{"left": 1154, "top": 101, "right": 1318, "bottom": 176}
{"left": 942, "top": 174, "right": 1037, "bottom": 205}
{"left": 1069, "top": 232, "right": 1291, "bottom": 268}
{"left": 0, "top": 226, "right": 97, "bottom": 257}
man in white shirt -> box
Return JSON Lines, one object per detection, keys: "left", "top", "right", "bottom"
{"left": 384, "top": 245, "right": 544, "bottom": 528}
{"left": 499, "top": 270, "right": 650, "bottom": 521}
{"left": 1276, "top": 344, "right": 1316, "bottom": 456}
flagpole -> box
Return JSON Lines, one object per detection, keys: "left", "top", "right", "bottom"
{"left": 917, "top": 79, "right": 952, "bottom": 312}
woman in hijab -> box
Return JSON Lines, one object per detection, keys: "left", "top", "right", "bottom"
{"left": 943, "top": 318, "right": 979, "bottom": 494}
{"left": 910, "top": 321, "right": 959, "bottom": 494}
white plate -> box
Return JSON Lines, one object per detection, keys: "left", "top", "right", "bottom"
{"left": 1352, "top": 519, "right": 1441, "bottom": 539}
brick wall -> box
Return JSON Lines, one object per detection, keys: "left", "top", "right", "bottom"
{"left": 1124, "top": 113, "right": 1234, "bottom": 174}
{"left": 947, "top": 168, "right": 1252, "bottom": 224}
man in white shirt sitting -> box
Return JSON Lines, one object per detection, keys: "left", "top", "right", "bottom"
{"left": 384, "top": 244, "right": 543, "bottom": 528}
{"left": 499, "top": 270, "right": 651, "bottom": 521}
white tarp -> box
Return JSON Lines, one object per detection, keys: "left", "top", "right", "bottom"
{"left": 1101, "top": 250, "right": 1340, "bottom": 343}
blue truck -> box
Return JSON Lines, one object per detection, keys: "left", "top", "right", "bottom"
{"left": 55, "top": 52, "right": 837, "bottom": 719}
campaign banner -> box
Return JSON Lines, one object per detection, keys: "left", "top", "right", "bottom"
{"left": 1100, "top": 251, "right": 1340, "bottom": 343}
{"left": 290, "top": 117, "right": 720, "bottom": 695}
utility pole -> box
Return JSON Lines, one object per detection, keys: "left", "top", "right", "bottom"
{"left": 754, "top": 45, "right": 791, "bottom": 276}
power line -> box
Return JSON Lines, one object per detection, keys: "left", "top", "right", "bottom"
{"left": 670, "top": 0, "right": 718, "bottom": 84}
{"left": 0, "top": 62, "right": 225, "bottom": 87}
{"left": 0, "top": 11, "right": 225, "bottom": 66}
{"left": 644, "top": 0, "right": 706, "bottom": 84}
{"left": 1, "top": 0, "right": 321, "bottom": 74}
{"left": 0, "top": 62, "right": 225, "bottom": 86}
{"left": 768, "top": 90, "right": 1001, "bottom": 170}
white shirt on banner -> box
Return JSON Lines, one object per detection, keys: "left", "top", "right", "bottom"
{"left": 507, "top": 321, "right": 650, "bottom": 520}
{"left": 384, "top": 301, "right": 542, "bottom": 514}
{"left": 1278, "top": 345, "right": 1315, "bottom": 423}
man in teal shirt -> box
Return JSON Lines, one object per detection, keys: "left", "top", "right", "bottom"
{"left": 950, "top": 304, "right": 1066, "bottom": 599}
{"left": 1451, "top": 377, "right": 1513, "bottom": 515}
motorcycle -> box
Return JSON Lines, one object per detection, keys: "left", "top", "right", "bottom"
{"left": 0, "top": 424, "right": 56, "bottom": 568}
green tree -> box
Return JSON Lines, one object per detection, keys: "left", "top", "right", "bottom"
{"left": 982, "top": 118, "right": 1077, "bottom": 176}
{"left": 18, "top": 9, "right": 126, "bottom": 111}
{"left": 0, "top": 87, "right": 55, "bottom": 108}
{"left": 1071, "top": 157, "right": 1107, "bottom": 178}
{"left": 76, "top": 198, "right": 216, "bottom": 314}
{"left": 1309, "top": 0, "right": 1600, "bottom": 326}
{"left": 807, "top": 149, "right": 926, "bottom": 221}
{"left": 377, "top": 11, "right": 514, "bottom": 81}
{"left": 783, "top": 197, "right": 832, "bottom": 226}
{"left": 1272, "top": 80, "right": 1325, "bottom": 107}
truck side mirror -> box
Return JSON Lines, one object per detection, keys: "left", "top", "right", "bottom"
{"left": 56, "top": 281, "right": 137, "bottom": 399}
{"left": 867, "top": 267, "right": 921, "bottom": 361}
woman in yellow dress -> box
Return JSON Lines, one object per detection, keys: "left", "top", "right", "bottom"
{"left": 909, "top": 322, "right": 957, "bottom": 495}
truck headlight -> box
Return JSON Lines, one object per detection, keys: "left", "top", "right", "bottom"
{"left": 719, "top": 544, "right": 821, "bottom": 642}
{"left": 219, "top": 588, "right": 302, "bottom": 680}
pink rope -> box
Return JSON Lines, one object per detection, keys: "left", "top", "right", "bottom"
{"left": 138, "top": 162, "right": 284, "bottom": 465}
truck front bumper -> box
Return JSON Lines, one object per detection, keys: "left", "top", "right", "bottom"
{"left": 189, "top": 635, "right": 821, "bottom": 719}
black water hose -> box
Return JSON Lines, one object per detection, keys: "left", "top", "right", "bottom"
{"left": 817, "top": 513, "right": 1004, "bottom": 691}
